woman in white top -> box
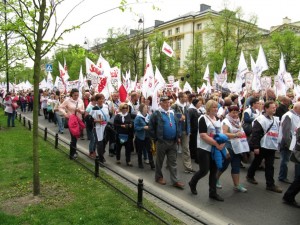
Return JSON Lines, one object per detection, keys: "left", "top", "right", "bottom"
{"left": 40, "top": 91, "right": 49, "bottom": 120}
{"left": 4, "top": 92, "right": 15, "bottom": 127}
{"left": 188, "top": 100, "right": 226, "bottom": 201}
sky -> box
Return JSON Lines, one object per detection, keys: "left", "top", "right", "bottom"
{"left": 54, "top": 0, "right": 300, "bottom": 49}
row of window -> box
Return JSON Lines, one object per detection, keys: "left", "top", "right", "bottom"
{"left": 161, "top": 23, "right": 202, "bottom": 37}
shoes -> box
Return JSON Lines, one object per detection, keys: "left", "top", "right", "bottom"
{"left": 240, "top": 163, "right": 246, "bottom": 168}
{"left": 116, "top": 160, "right": 121, "bottom": 164}
{"left": 144, "top": 159, "right": 149, "bottom": 164}
{"left": 188, "top": 181, "right": 197, "bottom": 195}
{"left": 216, "top": 180, "right": 222, "bottom": 189}
{"left": 279, "top": 178, "right": 292, "bottom": 184}
{"left": 246, "top": 176, "right": 258, "bottom": 184}
{"left": 283, "top": 197, "right": 300, "bottom": 208}
{"left": 209, "top": 194, "right": 224, "bottom": 202}
{"left": 266, "top": 185, "right": 282, "bottom": 193}
{"left": 69, "top": 153, "right": 78, "bottom": 160}
{"left": 184, "top": 168, "right": 196, "bottom": 174}
{"left": 173, "top": 182, "right": 185, "bottom": 189}
{"left": 89, "top": 152, "right": 96, "bottom": 159}
{"left": 234, "top": 184, "right": 247, "bottom": 193}
{"left": 126, "top": 162, "right": 133, "bottom": 167}
{"left": 156, "top": 177, "right": 166, "bottom": 185}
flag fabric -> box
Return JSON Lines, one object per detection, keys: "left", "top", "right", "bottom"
{"left": 142, "top": 46, "right": 155, "bottom": 98}
{"left": 86, "top": 57, "right": 107, "bottom": 93}
{"left": 255, "top": 45, "right": 268, "bottom": 76}
{"left": 78, "top": 66, "right": 84, "bottom": 98}
{"left": 203, "top": 64, "right": 210, "bottom": 82}
{"left": 154, "top": 66, "right": 166, "bottom": 90}
{"left": 64, "top": 58, "right": 68, "bottom": 71}
{"left": 298, "top": 71, "right": 300, "bottom": 81}
{"left": 46, "top": 71, "right": 53, "bottom": 89}
{"left": 278, "top": 53, "right": 286, "bottom": 80}
{"left": 162, "top": 41, "right": 174, "bottom": 57}
{"left": 58, "top": 62, "right": 70, "bottom": 83}
{"left": 250, "top": 55, "right": 256, "bottom": 73}
{"left": 213, "top": 72, "right": 218, "bottom": 84}
{"left": 119, "top": 84, "right": 127, "bottom": 102}
{"left": 237, "top": 51, "right": 248, "bottom": 79}
{"left": 220, "top": 59, "right": 227, "bottom": 86}
{"left": 183, "top": 81, "right": 193, "bottom": 92}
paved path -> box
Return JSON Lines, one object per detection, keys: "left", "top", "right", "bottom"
{"left": 19, "top": 111, "right": 299, "bottom": 225}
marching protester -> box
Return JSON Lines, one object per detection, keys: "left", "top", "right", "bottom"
{"left": 217, "top": 105, "right": 249, "bottom": 192}
{"left": 134, "top": 103, "right": 155, "bottom": 169}
{"left": 4, "top": 92, "right": 16, "bottom": 127}
{"left": 247, "top": 101, "right": 282, "bottom": 193}
{"left": 188, "top": 100, "right": 225, "bottom": 201}
{"left": 90, "top": 93, "right": 110, "bottom": 165}
{"left": 40, "top": 90, "right": 49, "bottom": 120}
{"left": 171, "top": 92, "right": 195, "bottom": 173}
{"left": 85, "top": 96, "right": 97, "bottom": 158}
{"left": 277, "top": 102, "right": 300, "bottom": 184}
{"left": 114, "top": 103, "right": 134, "bottom": 166}
{"left": 59, "top": 88, "right": 85, "bottom": 160}
{"left": 53, "top": 93, "right": 65, "bottom": 134}
{"left": 149, "top": 96, "right": 185, "bottom": 189}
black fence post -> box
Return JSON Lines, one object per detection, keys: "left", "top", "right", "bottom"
{"left": 55, "top": 133, "right": 58, "bottom": 149}
{"left": 95, "top": 157, "right": 99, "bottom": 177}
{"left": 28, "top": 120, "right": 31, "bottom": 131}
{"left": 137, "top": 178, "right": 144, "bottom": 208}
{"left": 23, "top": 117, "right": 26, "bottom": 126}
{"left": 44, "top": 127, "right": 47, "bottom": 141}
{"left": 19, "top": 113, "right": 21, "bottom": 121}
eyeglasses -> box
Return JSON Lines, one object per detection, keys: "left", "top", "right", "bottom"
{"left": 122, "top": 107, "right": 128, "bottom": 109}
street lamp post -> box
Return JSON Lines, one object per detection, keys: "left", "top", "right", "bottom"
{"left": 84, "top": 36, "right": 89, "bottom": 53}
{"left": 3, "top": 0, "right": 9, "bottom": 92}
{"left": 138, "top": 17, "right": 145, "bottom": 76}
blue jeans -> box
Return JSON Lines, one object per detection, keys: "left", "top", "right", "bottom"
{"left": 55, "top": 112, "right": 65, "bottom": 133}
{"left": 7, "top": 111, "right": 16, "bottom": 127}
{"left": 278, "top": 148, "right": 291, "bottom": 180}
{"left": 221, "top": 148, "right": 242, "bottom": 174}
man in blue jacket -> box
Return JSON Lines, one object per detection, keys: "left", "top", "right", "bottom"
{"left": 149, "top": 96, "right": 184, "bottom": 189}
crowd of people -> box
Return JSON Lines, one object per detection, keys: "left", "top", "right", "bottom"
{"left": 2, "top": 87, "right": 300, "bottom": 207}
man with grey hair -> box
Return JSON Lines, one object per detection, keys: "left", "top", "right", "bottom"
{"left": 278, "top": 102, "right": 300, "bottom": 184}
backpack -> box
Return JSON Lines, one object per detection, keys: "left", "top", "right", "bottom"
{"left": 84, "top": 114, "right": 95, "bottom": 129}
{"left": 68, "top": 114, "right": 86, "bottom": 139}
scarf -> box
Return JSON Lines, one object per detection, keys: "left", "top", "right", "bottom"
{"left": 226, "top": 114, "right": 240, "bottom": 129}
{"left": 137, "top": 112, "right": 150, "bottom": 123}
{"left": 118, "top": 112, "right": 128, "bottom": 123}
{"left": 158, "top": 107, "right": 174, "bottom": 115}
{"left": 189, "top": 104, "right": 198, "bottom": 110}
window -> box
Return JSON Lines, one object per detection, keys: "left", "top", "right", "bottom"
{"left": 197, "top": 23, "right": 202, "bottom": 30}
{"left": 175, "top": 27, "right": 180, "bottom": 34}
{"left": 176, "top": 39, "right": 181, "bottom": 50}
{"left": 168, "top": 29, "right": 172, "bottom": 36}
{"left": 161, "top": 31, "right": 165, "bottom": 37}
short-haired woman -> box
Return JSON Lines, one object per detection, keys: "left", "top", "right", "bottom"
{"left": 114, "top": 103, "right": 134, "bottom": 166}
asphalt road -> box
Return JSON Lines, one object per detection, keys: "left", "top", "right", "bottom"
{"left": 19, "top": 111, "right": 299, "bottom": 225}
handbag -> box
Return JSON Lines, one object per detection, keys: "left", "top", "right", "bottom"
{"left": 118, "top": 134, "right": 129, "bottom": 144}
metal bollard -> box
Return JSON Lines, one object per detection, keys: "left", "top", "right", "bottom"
{"left": 137, "top": 178, "right": 144, "bottom": 208}
{"left": 28, "top": 120, "right": 31, "bottom": 130}
{"left": 95, "top": 157, "right": 99, "bottom": 177}
{"left": 44, "top": 128, "right": 47, "bottom": 141}
{"left": 23, "top": 117, "right": 26, "bottom": 126}
{"left": 55, "top": 133, "right": 58, "bottom": 149}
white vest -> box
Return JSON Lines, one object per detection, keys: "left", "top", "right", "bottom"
{"left": 256, "top": 115, "right": 280, "bottom": 150}
{"left": 278, "top": 111, "right": 300, "bottom": 150}
{"left": 197, "top": 115, "right": 221, "bottom": 152}
{"left": 222, "top": 118, "right": 249, "bottom": 154}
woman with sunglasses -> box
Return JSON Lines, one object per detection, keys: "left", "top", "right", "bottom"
{"left": 114, "top": 103, "right": 134, "bottom": 166}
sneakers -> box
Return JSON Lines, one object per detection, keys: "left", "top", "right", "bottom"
{"left": 266, "top": 185, "right": 282, "bottom": 193}
{"left": 234, "top": 184, "right": 247, "bottom": 193}
{"left": 216, "top": 180, "right": 222, "bottom": 189}
{"left": 144, "top": 159, "right": 149, "bottom": 164}
{"left": 246, "top": 176, "right": 258, "bottom": 184}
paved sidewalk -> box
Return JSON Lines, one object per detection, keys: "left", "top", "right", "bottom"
{"left": 18, "top": 111, "right": 300, "bottom": 225}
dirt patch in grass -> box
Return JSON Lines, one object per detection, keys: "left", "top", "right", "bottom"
{"left": 1, "top": 195, "right": 42, "bottom": 216}
{"left": 0, "top": 182, "right": 74, "bottom": 216}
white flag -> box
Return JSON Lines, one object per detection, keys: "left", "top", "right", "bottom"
{"left": 237, "top": 51, "right": 248, "bottom": 79}
{"left": 142, "top": 46, "right": 155, "bottom": 98}
{"left": 255, "top": 45, "right": 268, "bottom": 76}
{"left": 154, "top": 66, "right": 166, "bottom": 90}
{"left": 183, "top": 81, "right": 192, "bottom": 92}
{"left": 278, "top": 53, "right": 286, "bottom": 79}
{"left": 162, "top": 41, "right": 174, "bottom": 57}
{"left": 298, "top": 71, "right": 300, "bottom": 81}
{"left": 58, "top": 62, "right": 70, "bottom": 82}
{"left": 250, "top": 55, "right": 256, "bottom": 73}
{"left": 220, "top": 59, "right": 227, "bottom": 86}
{"left": 203, "top": 64, "right": 210, "bottom": 82}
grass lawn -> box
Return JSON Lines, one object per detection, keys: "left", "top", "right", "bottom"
{"left": 0, "top": 110, "right": 183, "bottom": 225}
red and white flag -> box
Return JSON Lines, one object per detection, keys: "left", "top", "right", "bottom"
{"left": 142, "top": 46, "right": 155, "bottom": 98}
{"left": 58, "top": 62, "right": 70, "bottom": 83}
{"left": 162, "top": 41, "right": 174, "bottom": 57}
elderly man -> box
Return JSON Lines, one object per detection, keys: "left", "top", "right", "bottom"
{"left": 149, "top": 96, "right": 184, "bottom": 189}
{"left": 278, "top": 102, "right": 300, "bottom": 184}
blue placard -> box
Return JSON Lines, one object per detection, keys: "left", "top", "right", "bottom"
{"left": 46, "top": 64, "right": 53, "bottom": 72}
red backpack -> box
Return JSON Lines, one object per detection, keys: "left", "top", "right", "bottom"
{"left": 68, "top": 114, "right": 86, "bottom": 139}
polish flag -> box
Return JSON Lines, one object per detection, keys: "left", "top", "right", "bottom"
{"left": 162, "top": 41, "right": 174, "bottom": 57}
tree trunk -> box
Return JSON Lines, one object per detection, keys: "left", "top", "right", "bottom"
{"left": 32, "top": 0, "right": 46, "bottom": 196}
